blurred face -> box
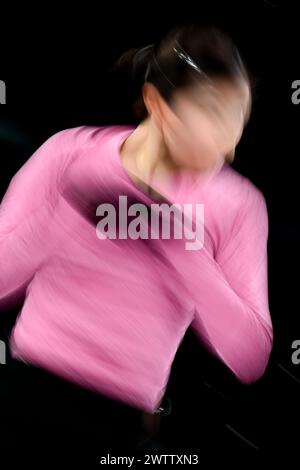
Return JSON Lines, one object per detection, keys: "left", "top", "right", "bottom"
{"left": 159, "top": 78, "right": 251, "bottom": 173}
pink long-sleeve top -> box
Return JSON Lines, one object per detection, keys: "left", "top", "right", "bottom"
{"left": 0, "top": 124, "right": 273, "bottom": 413}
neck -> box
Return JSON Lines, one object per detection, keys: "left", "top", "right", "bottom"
{"left": 120, "top": 116, "right": 178, "bottom": 188}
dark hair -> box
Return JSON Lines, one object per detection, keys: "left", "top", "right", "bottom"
{"left": 113, "top": 22, "right": 254, "bottom": 121}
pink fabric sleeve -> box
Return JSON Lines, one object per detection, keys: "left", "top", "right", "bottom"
{"left": 189, "top": 183, "right": 273, "bottom": 384}
{"left": 0, "top": 129, "right": 75, "bottom": 309}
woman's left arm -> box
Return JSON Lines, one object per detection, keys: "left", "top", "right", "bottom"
{"left": 189, "top": 184, "right": 273, "bottom": 384}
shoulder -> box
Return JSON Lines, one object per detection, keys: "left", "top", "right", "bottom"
{"left": 201, "top": 164, "right": 268, "bottom": 254}
{"left": 217, "top": 165, "right": 269, "bottom": 242}
{"left": 44, "top": 125, "right": 108, "bottom": 151}
{"left": 44, "top": 124, "right": 134, "bottom": 157}
{"left": 213, "top": 163, "right": 267, "bottom": 215}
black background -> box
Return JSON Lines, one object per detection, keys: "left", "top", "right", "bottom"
{"left": 0, "top": 0, "right": 299, "bottom": 464}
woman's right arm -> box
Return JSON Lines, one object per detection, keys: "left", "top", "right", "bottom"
{"left": 0, "top": 128, "right": 82, "bottom": 309}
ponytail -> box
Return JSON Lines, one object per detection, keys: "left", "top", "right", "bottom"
{"left": 114, "top": 44, "right": 155, "bottom": 83}
{"left": 113, "top": 44, "right": 155, "bottom": 120}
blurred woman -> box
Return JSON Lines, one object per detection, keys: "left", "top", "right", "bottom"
{"left": 0, "top": 22, "right": 273, "bottom": 464}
